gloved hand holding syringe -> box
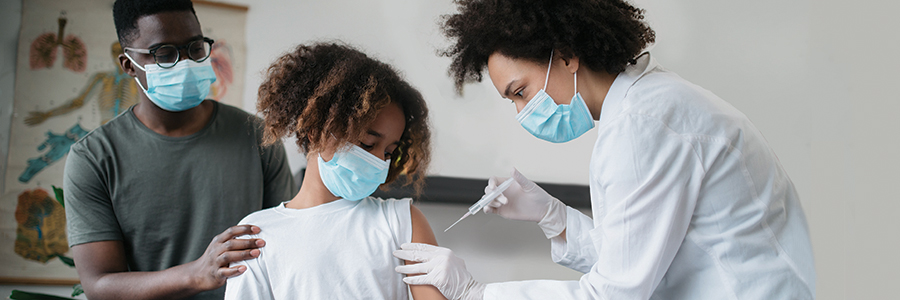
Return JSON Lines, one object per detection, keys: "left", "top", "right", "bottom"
{"left": 444, "top": 177, "right": 515, "bottom": 232}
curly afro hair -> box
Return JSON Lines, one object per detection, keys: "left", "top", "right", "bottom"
{"left": 257, "top": 42, "right": 431, "bottom": 191}
{"left": 441, "top": 0, "right": 655, "bottom": 93}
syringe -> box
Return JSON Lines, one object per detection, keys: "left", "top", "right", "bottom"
{"left": 444, "top": 177, "right": 515, "bottom": 232}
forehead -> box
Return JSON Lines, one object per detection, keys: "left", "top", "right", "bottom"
{"left": 489, "top": 52, "right": 546, "bottom": 77}
{"left": 368, "top": 102, "right": 406, "bottom": 141}
{"left": 487, "top": 52, "right": 546, "bottom": 91}
{"left": 132, "top": 10, "right": 202, "bottom": 47}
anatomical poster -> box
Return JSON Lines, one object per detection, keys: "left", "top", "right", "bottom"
{"left": 0, "top": 0, "right": 247, "bottom": 284}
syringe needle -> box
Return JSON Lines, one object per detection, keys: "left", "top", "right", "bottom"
{"left": 443, "top": 178, "right": 514, "bottom": 233}
{"left": 444, "top": 212, "right": 471, "bottom": 232}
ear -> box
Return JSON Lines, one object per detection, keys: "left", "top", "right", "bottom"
{"left": 555, "top": 49, "right": 580, "bottom": 75}
{"left": 118, "top": 53, "right": 138, "bottom": 77}
{"left": 564, "top": 55, "right": 580, "bottom": 75}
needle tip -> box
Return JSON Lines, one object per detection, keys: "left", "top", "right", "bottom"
{"left": 443, "top": 212, "right": 469, "bottom": 232}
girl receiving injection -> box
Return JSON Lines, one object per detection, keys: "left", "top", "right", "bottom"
{"left": 225, "top": 43, "right": 444, "bottom": 300}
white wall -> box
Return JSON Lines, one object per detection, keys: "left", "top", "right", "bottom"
{"left": 1, "top": 0, "right": 898, "bottom": 299}
{"left": 219, "top": 1, "right": 900, "bottom": 298}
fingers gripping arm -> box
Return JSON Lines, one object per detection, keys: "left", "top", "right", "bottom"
{"left": 395, "top": 243, "right": 485, "bottom": 300}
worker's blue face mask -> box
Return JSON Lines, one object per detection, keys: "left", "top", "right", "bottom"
{"left": 515, "top": 52, "right": 594, "bottom": 143}
{"left": 125, "top": 53, "right": 217, "bottom": 112}
{"left": 318, "top": 144, "right": 390, "bottom": 201}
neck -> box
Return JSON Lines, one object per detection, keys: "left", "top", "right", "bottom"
{"left": 577, "top": 68, "right": 617, "bottom": 121}
{"left": 133, "top": 98, "right": 213, "bottom": 137}
{"left": 286, "top": 154, "right": 341, "bottom": 210}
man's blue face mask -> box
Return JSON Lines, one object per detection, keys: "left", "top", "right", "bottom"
{"left": 515, "top": 52, "right": 595, "bottom": 143}
{"left": 318, "top": 144, "right": 390, "bottom": 201}
{"left": 125, "top": 52, "right": 217, "bottom": 112}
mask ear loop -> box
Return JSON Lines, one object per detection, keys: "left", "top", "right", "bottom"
{"left": 544, "top": 51, "right": 579, "bottom": 97}
{"left": 123, "top": 52, "right": 152, "bottom": 97}
{"left": 123, "top": 52, "right": 147, "bottom": 72}
{"left": 328, "top": 132, "right": 347, "bottom": 151}
{"left": 543, "top": 51, "right": 553, "bottom": 91}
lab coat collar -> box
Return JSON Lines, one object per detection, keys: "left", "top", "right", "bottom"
{"left": 598, "top": 52, "right": 659, "bottom": 126}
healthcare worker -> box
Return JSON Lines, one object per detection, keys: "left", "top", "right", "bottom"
{"left": 393, "top": 0, "right": 816, "bottom": 299}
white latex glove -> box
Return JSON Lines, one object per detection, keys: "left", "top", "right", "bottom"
{"left": 484, "top": 168, "right": 567, "bottom": 238}
{"left": 393, "top": 243, "right": 485, "bottom": 300}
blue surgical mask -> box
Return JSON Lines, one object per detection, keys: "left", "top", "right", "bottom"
{"left": 318, "top": 144, "right": 390, "bottom": 201}
{"left": 125, "top": 53, "right": 217, "bottom": 112}
{"left": 515, "top": 52, "right": 594, "bottom": 143}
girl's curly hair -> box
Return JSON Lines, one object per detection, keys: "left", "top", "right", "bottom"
{"left": 257, "top": 42, "right": 431, "bottom": 192}
{"left": 441, "top": 0, "right": 655, "bottom": 93}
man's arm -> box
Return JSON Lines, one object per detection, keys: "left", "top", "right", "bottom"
{"left": 73, "top": 225, "right": 265, "bottom": 300}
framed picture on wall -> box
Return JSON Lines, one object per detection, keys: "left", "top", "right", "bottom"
{"left": 0, "top": 0, "right": 248, "bottom": 285}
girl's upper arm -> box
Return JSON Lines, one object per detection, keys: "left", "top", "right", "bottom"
{"left": 409, "top": 204, "right": 438, "bottom": 246}
{"left": 407, "top": 204, "right": 447, "bottom": 300}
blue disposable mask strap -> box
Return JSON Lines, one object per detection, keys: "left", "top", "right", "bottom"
{"left": 574, "top": 71, "right": 577, "bottom": 94}
{"left": 543, "top": 51, "right": 553, "bottom": 91}
{"left": 123, "top": 52, "right": 147, "bottom": 72}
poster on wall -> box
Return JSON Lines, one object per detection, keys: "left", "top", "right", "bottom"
{"left": 0, "top": 0, "right": 248, "bottom": 284}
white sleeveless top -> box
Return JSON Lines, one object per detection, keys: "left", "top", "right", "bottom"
{"left": 225, "top": 197, "right": 412, "bottom": 300}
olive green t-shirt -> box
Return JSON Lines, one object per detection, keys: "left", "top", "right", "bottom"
{"left": 64, "top": 101, "right": 296, "bottom": 299}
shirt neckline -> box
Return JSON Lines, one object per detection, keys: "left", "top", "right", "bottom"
{"left": 126, "top": 101, "right": 220, "bottom": 142}
{"left": 274, "top": 198, "right": 362, "bottom": 217}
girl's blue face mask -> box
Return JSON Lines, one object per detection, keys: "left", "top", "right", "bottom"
{"left": 317, "top": 144, "right": 390, "bottom": 201}
{"left": 515, "top": 52, "right": 595, "bottom": 143}
{"left": 125, "top": 53, "right": 217, "bottom": 112}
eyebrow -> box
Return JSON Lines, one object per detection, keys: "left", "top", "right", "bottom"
{"left": 367, "top": 130, "right": 401, "bottom": 146}
{"left": 503, "top": 79, "right": 519, "bottom": 99}
{"left": 146, "top": 35, "right": 204, "bottom": 50}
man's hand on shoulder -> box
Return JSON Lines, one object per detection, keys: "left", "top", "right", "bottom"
{"left": 186, "top": 225, "right": 266, "bottom": 290}
{"left": 73, "top": 229, "right": 265, "bottom": 300}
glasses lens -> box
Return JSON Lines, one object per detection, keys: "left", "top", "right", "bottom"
{"left": 154, "top": 45, "right": 178, "bottom": 68}
{"left": 188, "top": 39, "right": 213, "bottom": 62}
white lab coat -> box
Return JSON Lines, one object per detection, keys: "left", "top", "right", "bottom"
{"left": 483, "top": 54, "right": 816, "bottom": 299}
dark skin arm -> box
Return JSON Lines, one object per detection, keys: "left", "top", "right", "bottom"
{"left": 72, "top": 225, "right": 265, "bottom": 300}
{"left": 407, "top": 205, "right": 449, "bottom": 300}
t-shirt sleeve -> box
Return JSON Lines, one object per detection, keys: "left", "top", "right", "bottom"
{"left": 259, "top": 140, "right": 296, "bottom": 209}
{"left": 63, "top": 144, "right": 122, "bottom": 246}
{"left": 385, "top": 198, "right": 413, "bottom": 246}
{"left": 225, "top": 233, "right": 275, "bottom": 300}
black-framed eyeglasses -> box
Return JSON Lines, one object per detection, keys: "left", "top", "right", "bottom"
{"left": 124, "top": 37, "right": 215, "bottom": 69}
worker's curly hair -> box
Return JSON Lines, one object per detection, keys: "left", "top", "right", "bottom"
{"left": 441, "top": 0, "right": 655, "bottom": 93}
{"left": 257, "top": 42, "right": 431, "bottom": 191}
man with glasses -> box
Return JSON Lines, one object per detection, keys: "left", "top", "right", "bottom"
{"left": 63, "top": 1, "right": 296, "bottom": 299}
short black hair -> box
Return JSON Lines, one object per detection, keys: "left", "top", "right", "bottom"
{"left": 441, "top": 0, "right": 655, "bottom": 93}
{"left": 113, "top": 0, "right": 197, "bottom": 47}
